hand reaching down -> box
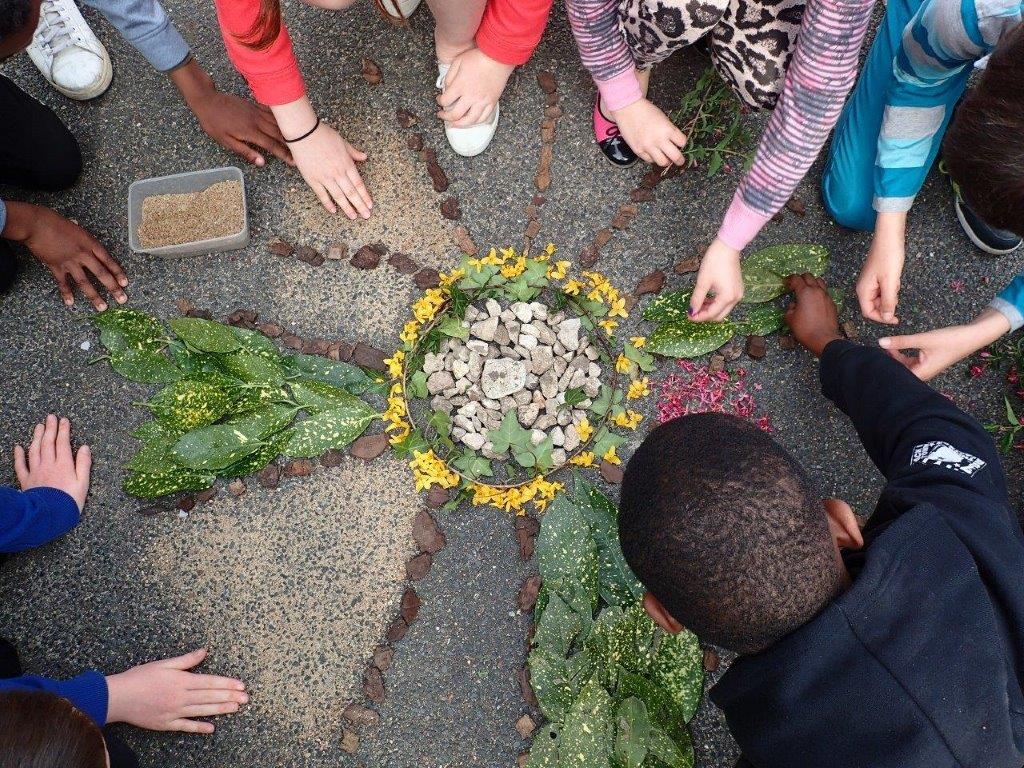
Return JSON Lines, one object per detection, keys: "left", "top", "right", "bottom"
{"left": 14, "top": 414, "right": 91, "bottom": 511}
{"left": 784, "top": 273, "right": 843, "bottom": 357}
{"left": 437, "top": 48, "right": 513, "bottom": 128}
{"left": 689, "top": 239, "right": 744, "bottom": 321}
{"left": 610, "top": 98, "right": 688, "bottom": 168}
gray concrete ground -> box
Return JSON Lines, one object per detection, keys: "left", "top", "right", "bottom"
{"left": 1, "top": 2, "right": 1022, "bottom": 766}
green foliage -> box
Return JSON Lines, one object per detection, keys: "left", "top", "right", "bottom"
{"left": 734, "top": 304, "right": 786, "bottom": 337}
{"left": 646, "top": 320, "right": 736, "bottom": 358}
{"left": 669, "top": 67, "right": 752, "bottom": 177}
{"left": 92, "top": 309, "right": 380, "bottom": 498}
{"left": 741, "top": 244, "right": 829, "bottom": 304}
{"left": 526, "top": 483, "right": 703, "bottom": 767}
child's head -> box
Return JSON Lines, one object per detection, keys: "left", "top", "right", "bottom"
{"left": 0, "top": 689, "right": 108, "bottom": 768}
{"left": 0, "top": 0, "right": 40, "bottom": 59}
{"left": 619, "top": 413, "right": 856, "bottom": 655}
{"left": 943, "top": 23, "right": 1024, "bottom": 237}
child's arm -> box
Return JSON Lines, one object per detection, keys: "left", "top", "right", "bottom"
{"left": 689, "top": 0, "right": 876, "bottom": 322}
{"left": 0, "top": 671, "right": 109, "bottom": 726}
{"left": 564, "top": 0, "right": 640, "bottom": 113}
{"left": 1, "top": 415, "right": 89, "bottom": 553}
{"left": 878, "top": 307, "right": 1010, "bottom": 380}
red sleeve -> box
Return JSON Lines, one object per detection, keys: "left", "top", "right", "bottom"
{"left": 212, "top": 0, "right": 305, "bottom": 105}
{"left": 475, "top": 0, "right": 554, "bottom": 66}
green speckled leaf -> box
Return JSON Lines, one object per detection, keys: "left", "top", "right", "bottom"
{"left": 218, "top": 430, "right": 291, "bottom": 478}
{"left": 650, "top": 630, "right": 704, "bottom": 724}
{"left": 170, "top": 317, "right": 241, "bottom": 353}
{"left": 741, "top": 244, "right": 829, "bottom": 304}
{"left": 226, "top": 404, "right": 296, "bottom": 438}
{"left": 741, "top": 265, "right": 788, "bottom": 304}
{"left": 735, "top": 304, "right": 786, "bottom": 337}
{"left": 109, "top": 348, "right": 182, "bottom": 384}
{"left": 123, "top": 466, "right": 214, "bottom": 498}
{"left": 646, "top": 725, "right": 693, "bottom": 768}
{"left": 561, "top": 679, "right": 614, "bottom": 768}
{"left": 646, "top": 321, "right": 736, "bottom": 359}
{"left": 147, "top": 380, "right": 231, "bottom": 432}
{"left": 232, "top": 326, "right": 280, "bottom": 358}
{"left": 537, "top": 494, "right": 599, "bottom": 611}
{"left": 577, "top": 480, "right": 644, "bottom": 607}
{"left": 643, "top": 290, "right": 693, "bottom": 324}
{"left": 529, "top": 649, "right": 576, "bottom": 721}
{"left": 289, "top": 379, "right": 367, "bottom": 414}
{"left": 220, "top": 351, "right": 284, "bottom": 384}
{"left": 284, "top": 354, "right": 377, "bottom": 395}
{"left": 616, "top": 671, "right": 683, "bottom": 732}
{"left": 284, "top": 402, "right": 376, "bottom": 457}
{"left": 614, "top": 697, "right": 652, "bottom": 768}
{"left": 527, "top": 723, "right": 562, "bottom": 768}
{"left": 535, "top": 592, "right": 584, "bottom": 658}
{"left": 93, "top": 308, "right": 165, "bottom": 351}
{"left": 171, "top": 422, "right": 265, "bottom": 471}
{"left": 125, "top": 436, "right": 175, "bottom": 474}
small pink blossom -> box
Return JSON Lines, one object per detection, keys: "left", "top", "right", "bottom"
{"left": 656, "top": 360, "right": 771, "bottom": 432}
{"left": 969, "top": 364, "right": 985, "bottom": 378}
{"left": 951, "top": 279, "right": 966, "bottom": 293}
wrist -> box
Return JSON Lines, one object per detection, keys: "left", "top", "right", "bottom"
{"left": 270, "top": 96, "right": 318, "bottom": 139}
{"left": 1, "top": 201, "right": 39, "bottom": 241}
{"left": 169, "top": 58, "right": 215, "bottom": 107}
{"left": 809, "top": 331, "right": 845, "bottom": 358}
{"left": 104, "top": 672, "right": 128, "bottom": 724}
{"left": 872, "top": 210, "right": 907, "bottom": 242}
{"left": 973, "top": 306, "right": 1012, "bottom": 340}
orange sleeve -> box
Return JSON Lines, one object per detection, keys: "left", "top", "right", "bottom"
{"left": 212, "top": 0, "right": 306, "bottom": 105}
{"left": 475, "top": 0, "right": 554, "bottom": 66}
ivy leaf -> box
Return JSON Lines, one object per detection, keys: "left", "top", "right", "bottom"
{"left": 514, "top": 448, "right": 538, "bottom": 469}
{"left": 427, "top": 409, "right": 452, "bottom": 440}
{"left": 458, "top": 263, "right": 501, "bottom": 290}
{"left": 169, "top": 317, "right": 241, "bottom": 353}
{"left": 283, "top": 354, "right": 377, "bottom": 396}
{"left": 560, "top": 679, "right": 614, "bottom": 768}
{"left": 123, "top": 466, "right": 215, "bottom": 499}
{"left": 390, "top": 428, "right": 429, "bottom": 459}
{"left": 109, "top": 348, "right": 182, "bottom": 384}
{"left": 564, "top": 387, "right": 587, "bottom": 408}
{"left": 534, "top": 592, "right": 584, "bottom": 658}
{"left": 649, "top": 630, "right": 704, "bottom": 724}
{"left": 643, "top": 290, "right": 693, "bottom": 324}
{"left": 734, "top": 304, "right": 786, "bottom": 337}
{"left": 646, "top": 320, "right": 736, "bottom": 359}
{"left": 437, "top": 315, "right": 469, "bottom": 340}
{"left": 526, "top": 723, "right": 562, "bottom": 768}
{"left": 487, "top": 410, "right": 534, "bottom": 456}
{"left": 623, "top": 342, "right": 656, "bottom": 373}
{"left": 451, "top": 451, "right": 493, "bottom": 479}
{"left": 591, "top": 429, "right": 626, "bottom": 461}
{"left": 614, "top": 697, "right": 652, "bottom": 768}
{"left": 147, "top": 380, "right": 231, "bottom": 432}
{"left": 533, "top": 436, "right": 556, "bottom": 473}
{"left": 537, "top": 493, "right": 599, "bottom": 611}
{"left": 171, "top": 422, "right": 265, "bottom": 471}
{"left": 290, "top": 379, "right": 368, "bottom": 414}
{"left": 284, "top": 402, "right": 377, "bottom": 457}
{"left": 408, "top": 370, "right": 428, "bottom": 399}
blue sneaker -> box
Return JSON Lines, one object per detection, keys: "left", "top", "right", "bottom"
{"left": 955, "top": 195, "right": 1022, "bottom": 255}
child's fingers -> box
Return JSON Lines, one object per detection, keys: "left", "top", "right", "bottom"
{"left": 186, "top": 674, "right": 247, "bottom": 691}
{"left": 689, "top": 280, "right": 711, "bottom": 318}
{"left": 28, "top": 423, "right": 44, "bottom": 469}
{"left": 75, "top": 444, "right": 92, "bottom": 486}
{"left": 41, "top": 415, "right": 58, "bottom": 463}
{"left": 347, "top": 143, "right": 368, "bottom": 163}
{"left": 877, "top": 335, "right": 915, "bottom": 352}
{"left": 324, "top": 179, "right": 358, "bottom": 220}
{"left": 56, "top": 417, "right": 73, "bottom": 464}
{"left": 162, "top": 647, "right": 208, "bottom": 671}
{"left": 182, "top": 689, "right": 249, "bottom": 706}
{"left": 83, "top": 255, "right": 127, "bottom": 304}
{"left": 49, "top": 267, "right": 76, "bottom": 307}
{"left": 168, "top": 719, "right": 215, "bottom": 734}
{"left": 180, "top": 702, "right": 241, "bottom": 718}
{"left": 13, "top": 445, "right": 27, "bottom": 486}
{"left": 879, "top": 278, "right": 900, "bottom": 324}
{"left": 311, "top": 182, "right": 338, "bottom": 215}
{"left": 345, "top": 167, "right": 373, "bottom": 215}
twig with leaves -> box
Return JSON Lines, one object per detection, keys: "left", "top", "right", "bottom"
{"left": 669, "top": 67, "right": 753, "bottom": 178}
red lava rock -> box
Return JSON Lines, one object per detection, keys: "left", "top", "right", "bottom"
{"left": 190, "top": 309, "right": 214, "bottom": 320}
{"left": 640, "top": 168, "right": 663, "bottom": 189}
{"left": 532, "top": 195, "right": 547, "bottom": 207}
{"left": 349, "top": 433, "right": 389, "bottom": 461}
{"left": 194, "top": 487, "right": 218, "bottom": 505}
{"left": 137, "top": 505, "right": 165, "bottom": 517}
{"left": 708, "top": 353, "right": 726, "bottom": 375}
{"left": 361, "top": 58, "right": 382, "bottom": 85}
{"left": 373, "top": 645, "right": 394, "bottom": 672}
{"left": 341, "top": 730, "right": 359, "bottom": 755}
{"left": 545, "top": 92, "right": 559, "bottom": 106}
{"left": 842, "top": 320, "right": 859, "bottom": 340}
{"left": 257, "top": 322, "right": 283, "bottom": 338}
{"left": 320, "top": 448, "right": 346, "bottom": 468}
{"left": 514, "top": 515, "right": 541, "bottom": 560}
{"left": 294, "top": 245, "right": 325, "bottom": 266}
{"left": 611, "top": 203, "right": 637, "bottom": 230}
{"left": 544, "top": 105, "right": 563, "bottom": 119}
{"left": 175, "top": 298, "right": 194, "bottom": 315}
{"left": 704, "top": 648, "right": 720, "bottom": 672}
{"left": 516, "top": 714, "right": 537, "bottom": 739}
{"left": 385, "top": 617, "right": 408, "bottom": 643}
{"left": 536, "top": 71, "right": 557, "bottom": 94}
{"left": 406, "top": 552, "right": 433, "bottom": 580}
{"left": 427, "top": 161, "right": 449, "bottom": 193}
{"left": 407, "top": 133, "right": 424, "bottom": 152}
{"left": 363, "top": 666, "right": 385, "bottom": 702}
{"left": 400, "top": 587, "right": 421, "bottom": 624}
{"left": 518, "top": 575, "right": 542, "bottom": 613}
{"left": 674, "top": 257, "right": 701, "bottom": 274}
{"left": 785, "top": 196, "right": 807, "bottom": 216}
{"left": 413, "top": 509, "right": 446, "bottom": 554}
{"left": 634, "top": 270, "right": 666, "bottom": 296}
{"left": 525, "top": 220, "right": 541, "bottom": 239}
{"left": 352, "top": 342, "right": 388, "bottom": 372}
{"left": 326, "top": 244, "right": 348, "bottom": 260}
{"left": 600, "top": 460, "right": 624, "bottom": 484}
{"left": 395, "top": 108, "right": 418, "bottom": 128}
{"left": 284, "top": 458, "right": 313, "bottom": 477}
{"left": 779, "top": 332, "right": 797, "bottom": 351}
{"left": 257, "top": 464, "right": 280, "bottom": 489}
{"left": 524, "top": 203, "right": 539, "bottom": 220}
{"left": 518, "top": 666, "right": 538, "bottom": 708}
{"left": 343, "top": 703, "right": 380, "bottom": 727}
{"left": 594, "top": 228, "right": 614, "bottom": 249}
{"left": 367, "top": 242, "right": 387, "bottom": 256}
{"left": 426, "top": 486, "right": 450, "bottom": 508}
{"left": 630, "top": 187, "right": 656, "bottom": 203}
{"left": 388, "top": 253, "right": 420, "bottom": 274}
{"left": 178, "top": 493, "right": 197, "bottom": 512}
{"left": 440, "top": 196, "right": 462, "bottom": 220}
{"left": 540, "top": 119, "right": 556, "bottom": 144}
{"left": 746, "top": 335, "right": 767, "bottom": 360}
{"left": 720, "top": 337, "right": 745, "bottom": 361}
{"left": 579, "top": 245, "right": 599, "bottom": 268}
{"left": 535, "top": 146, "right": 552, "bottom": 191}
{"left": 411, "top": 266, "right": 439, "bottom": 288}
{"left": 454, "top": 227, "right": 478, "bottom": 256}
{"left": 333, "top": 341, "right": 355, "bottom": 361}
{"left": 420, "top": 146, "right": 437, "bottom": 165}
{"left": 304, "top": 338, "right": 331, "bottom": 356}
{"left": 351, "top": 246, "right": 381, "bottom": 270}
{"left": 227, "top": 479, "right": 246, "bottom": 497}
{"left": 267, "top": 238, "right": 294, "bottom": 257}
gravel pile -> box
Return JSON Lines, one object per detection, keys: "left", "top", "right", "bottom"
{"left": 425, "top": 299, "right": 603, "bottom": 465}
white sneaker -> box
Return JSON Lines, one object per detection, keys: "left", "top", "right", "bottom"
{"left": 27, "top": 0, "right": 112, "bottom": 101}
{"left": 436, "top": 61, "right": 500, "bottom": 158}
{"left": 378, "top": 0, "right": 423, "bottom": 21}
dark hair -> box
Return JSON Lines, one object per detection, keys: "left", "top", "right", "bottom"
{"left": 618, "top": 413, "right": 844, "bottom": 655}
{"left": 238, "top": 0, "right": 407, "bottom": 50}
{"left": 0, "top": 0, "right": 34, "bottom": 40}
{"left": 0, "top": 690, "right": 107, "bottom": 768}
{"left": 943, "top": 23, "right": 1024, "bottom": 237}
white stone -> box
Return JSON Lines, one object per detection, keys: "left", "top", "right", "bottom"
{"left": 494, "top": 324, "right": 511, "bottom": 346}
{"left": 531, "top": 346, "right": 554, "bottom": 376}
{"left": 564, "top": 425, "right": 581, "bottom": 451}
{"left": 517, "top": 403, "right": 540, "bottom": 428}
{"left": 485, "top": 298, "right": 502, "bottom": 317}
{"left": 481, "top": 358, "right": 527, "bottom": 399}
{"left": 500, "top": 309, "right": 515, "bottom": 323}
{"left": 467, "top": 340, "right": 488, "bottom": 355}
{"left": 428, "top": 371, "right": 454, "bottom": 394}
{"left": 453, "top": 414, "right": 473, "bottom": 431}
{"left": 585, "top": 346, "right": 600, "bottom": 361}
{"left": 520, "top": 323, "right": 540, "bottom": 338}
{"left": 464, "top": 305, "right": 480, "bottom": 322}
{"left": 452, "top": 427, "right": 467, "bottom": 440}
{"left": 471, "top": 316, "right": 499, "bottom": 342}
{"left": 514, "top": 344, "right": 531, "bottom": 358}
{"left": 423, "top": 353, "right": 445, "bottom": 374}
{"left": 550, "top": 426, "right": 565, "bottom": 446}
{"left": 539, "top": 370, "right": 558, "bottom": 399}
{"left": 551, "top": 449, "right": 567, "bottom": 466}
{"left": 452, "top": 359, "right": 470, "bottom": 380}
{"left": 557, "top": 409, "right": 571, "bottom": 426}
{"left": 584, "top": 380, "right": 601, "bottom": 398}
{"left": 535, "top": 323, "right": 557, "bottom": 345}
{"left": 530, "top": 302, "right": 548, "bottom": 320}
{"left": 531, "top": 429, "right": 547, "bottom": 446}
{"left": 462, "top": 432, "right": 486, "bottom": 451}
{"left": 431, "top": 396, "right": 454, "bottom": 414}
{"left": 588, "top": 362, "right": 601, "bottom": 378}
{"left": 535, "top": 414, "right": 556, "bottom": 430}
{"left": 514, "top": 390, "right": 532, "bottom": 406}
{"left": 512, "top": 302, "right": 533, "bottom": 323}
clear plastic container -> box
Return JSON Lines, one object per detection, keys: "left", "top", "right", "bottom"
{"left": 128, "top": 166, "right": 249, "bottom": 257}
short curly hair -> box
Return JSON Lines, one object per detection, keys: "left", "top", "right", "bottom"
{"left": 0, "top": 0, "right": 34, "bottom": 40}
{"left": 618, "top": 413, "right": 844, "bottom": 655}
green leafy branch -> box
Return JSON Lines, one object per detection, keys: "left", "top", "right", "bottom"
{"left": 669, "top": 67, "right": 753, "bottom": 178}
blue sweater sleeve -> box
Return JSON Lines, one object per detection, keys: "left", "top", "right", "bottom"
{"left": 991, "top": 273, "right": 1024, "bottom": 332}
{"left": 0, "top": 671, "right": 108, "bottom": 725}
{"left": 80, "top": 0, "right": 190, "bottom": 72}
{"left": 0, "top": 487, "right": 80, "bottom": 553}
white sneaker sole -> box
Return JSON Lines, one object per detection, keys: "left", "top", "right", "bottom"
{"left": 445, "top": 103, "right": 500, "bottom": 158}
{"left": 380, "top": 0, "right": 423, "bottom": 20}
{"left": 46, "top": 49, "right": 112, "bottom": 100}
{"left": 955, "top": 198, "right": 1022, "bottom": 256}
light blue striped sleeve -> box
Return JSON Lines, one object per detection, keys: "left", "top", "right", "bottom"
{"left": 992, "top": 273, "right": 1024, "bottom": 332}
{"left": 873, "top": 0, "right": 982, "bottom": 213}
{"left": 81, "top": 0, "right": 190, "bottom": 72}
{"left": 0, "top": 200, "right": 6, "bottom": 235}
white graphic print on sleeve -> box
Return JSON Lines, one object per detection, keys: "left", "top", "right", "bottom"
{"left": 910, "top": 441, "right": 987, "bottom": 476}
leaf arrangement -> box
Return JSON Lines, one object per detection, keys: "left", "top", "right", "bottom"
{"left": 669, "top": 67, "right": 753, "bottom": 178}
{"left": 527, "top": 479, "right": 704, "bottom": 768}
{"left": 91, "top": 309, "right": 383, "bottom": 498}
{"left": 643, "top": 244, "right": 830, "bottom": 359}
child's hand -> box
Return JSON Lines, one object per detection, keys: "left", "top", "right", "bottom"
{"left": 2, "top": 202, "right": 128, "bottom": 311}
{"left": 784, "top": 274, "right": 843, "bottom": 357}
{"left": 689, "top": 239, "right": 744, "bottom": 321}
{"left": 879, "top": 308, "right": 1011, "bottom": 380}
{"left": 14, "top": 415, "right": 91, "bottom": 512}
{"left": 105, "top": 648, "right": 248, "bottom": 733}
{"left": 437, "top": 48, "right": 513, "bottom": 128}
{"left": 610, "top": 99, "right": 688, "bottom": 167}
{"left": 289, "top": 123, "right": 372, "bottom": 219}
{"left": 857, "top": 211, "right": 906, "bottom": 325}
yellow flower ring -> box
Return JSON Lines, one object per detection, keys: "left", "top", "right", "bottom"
{"left": 384, "top": 245, "right": 654, "bottom": 515}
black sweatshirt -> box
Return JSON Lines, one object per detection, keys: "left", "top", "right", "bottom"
{"left": 710, "top": 339, "right": 1024, "bottom": 768}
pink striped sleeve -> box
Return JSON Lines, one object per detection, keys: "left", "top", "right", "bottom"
{"left": 717, "top": 0, "right": 875, "bottom": 251}
{"left": 565, "top": 0, "right": 642, "bottom": 111}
